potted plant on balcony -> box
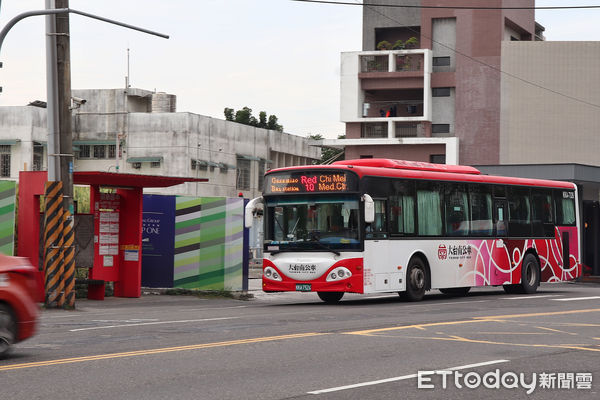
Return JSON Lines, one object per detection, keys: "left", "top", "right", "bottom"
{"left": 376, "top": 40, "right": 392, "bottom": 50}
{"left": 404, "top": 36, "right": 419, "bottom": 49}
{"left": 392, "top": 39, "right": 406, "bottom": 50}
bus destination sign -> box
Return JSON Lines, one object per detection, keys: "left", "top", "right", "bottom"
{"left": 266, "top": 171, "right": 357, "bottom": 194}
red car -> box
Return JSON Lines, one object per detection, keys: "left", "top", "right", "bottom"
{"left": 0, "top": 254, "right": 39, "bottom": 357}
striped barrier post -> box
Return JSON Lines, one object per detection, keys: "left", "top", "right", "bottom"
{"left": 42, "top": 181, "right": 64, "bottom": 308}
{"left": 62, "top": 209, "right": 76, "bottom": 308}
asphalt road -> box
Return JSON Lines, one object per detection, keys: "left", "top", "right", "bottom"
{"left": 1, "top": 281, "right": 599, "bottom": 400}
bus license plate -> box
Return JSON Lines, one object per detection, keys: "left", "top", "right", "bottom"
{"left": 296, "top": 284, "right": 311, "bottom": 292}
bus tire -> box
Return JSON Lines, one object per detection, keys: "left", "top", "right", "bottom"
{"left": 317, "top": 291, "right": 344, "bottom": 303}
{"left": 439, "top": 287, "right": 470, "bottom": 297}
{"left": 519, "top": 253, "right": 540, "bottom": 294}
{"left": 402, "top": 257, "right": 427, "bottom": 302}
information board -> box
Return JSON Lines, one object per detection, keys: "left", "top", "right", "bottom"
{"left": 264, "top": 170, "right": 358, "bottom": 194}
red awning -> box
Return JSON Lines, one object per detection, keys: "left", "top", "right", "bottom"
{"left": 73, "top": 171, "right": 208, "bottom": 188}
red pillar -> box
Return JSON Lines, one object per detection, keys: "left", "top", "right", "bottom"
{"left": 114, "top": 187, "right": 143, "bottom": 297}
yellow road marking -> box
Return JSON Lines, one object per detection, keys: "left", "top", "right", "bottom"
{"left": 0, "top": 332, "right": 327, "bottom": 372}
{"left": 474, "top": 308, "right": 600, "bottom": 320}
{"left": 345, "top": 308, "right": 600, "bottom": 336}
{"left": 535, "top": 326, "right": 578, "bottom": 335}
{"left": 407, "top": 334, "right": 600, "bottom": 353}
{"left": 344, "top": 319, "right": 487, "bottom": 336}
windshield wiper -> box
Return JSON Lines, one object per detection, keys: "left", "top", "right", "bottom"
{"left": 312, "top": 241, "right": 341, "bottom": 256}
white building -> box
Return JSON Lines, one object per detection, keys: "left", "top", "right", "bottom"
{"left": 0, "top": 88, "right": 320, "bottom": 198}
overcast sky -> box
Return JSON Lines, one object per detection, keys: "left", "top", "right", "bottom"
{"left": 0, "top": 1, "right": 598, "bottom": 138}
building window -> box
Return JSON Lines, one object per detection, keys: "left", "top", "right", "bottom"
{"left": 236, "top": 158, "right": 251, "bottom": 190}
{"left": 79, "top": 145, "right": 91, "bottom": 158}
{"left": 360, "top": 155, "right": 373, "bottom": 159}
{"left": 33, "top": 145, "right": 44, "bottom": 171}
{"left": 150, "top": 161, "right": 161, "bottom": 168}
{"left": 108, "top": 145, "right": 116, "bottom": 158}
{"left": 433, "top": 56, "right": 451, "bottom": 67}
{"left": 93, "top": 145, "right": 106, "bottom": 159}
{"left": 257, "top": 160, "right": 266, "bottom": 191}
{"left": 430, "top": 154, "right": 446, "bottom": 164}
{"left": 0, "top": 145, "right": 10, "bottom": 177}
{"left": 191, "top": 159, "right": 197, "bottom": 170}
{"left": 432, "top": 124, "right": 450, "bottom": 134}
{"left": 432, "top": 87, "right": 451, "bottom": 97}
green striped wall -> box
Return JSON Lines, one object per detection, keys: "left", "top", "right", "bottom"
{"left": 0, "top": 181, "right": 16, "bottom": 256}
{"left": 174, "top": 197, "right": 243, "bottom": 291}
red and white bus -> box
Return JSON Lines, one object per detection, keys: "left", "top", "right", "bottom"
{"left": 245, "top": 159, "right": 581, "bottom": 303}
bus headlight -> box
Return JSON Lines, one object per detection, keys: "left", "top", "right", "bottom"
{"left": 264, "top": 266, "right": 282, "bottom": 281}
{"left": 326, "top": 267, "right": 352, "bottom": 282}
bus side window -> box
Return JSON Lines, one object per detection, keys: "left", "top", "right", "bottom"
{"left": 389, "top": 180, "right": 415, "bottom": 236}
{"left": 366, "top": 199, "right": 387, "bottom": 239}
{"left": 494, "top": 200, "right": 508, "bottom": 236}
{"left": 417, "top": 182, "right": 443, "bottom": 236}
{"left": 444, "top": 183, "right": 469, "bottom": 236}
{"left": 554, "top": 190, "right": 576, "bottom": 226}
{"left": 469, "top": 185, "right": 493, "bottom": 236}
{"left": 532, "top": 189, "right": 554, "bottom": 237}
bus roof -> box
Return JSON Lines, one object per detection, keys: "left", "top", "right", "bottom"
{"left": 266, "top": 159, "right": 576, "bottom": 190}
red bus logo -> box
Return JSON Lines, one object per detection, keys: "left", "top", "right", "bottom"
{"left": 438, "top": 245, "right": 447, "bottom": 260}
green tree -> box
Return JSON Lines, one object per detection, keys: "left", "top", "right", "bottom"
{"left": 224, "top": 107, "right": 234, "bottom": 121}
{"left": 309, "top": 134, "right": 345, "bottom": 164}
{"left": 234, "top": 107, "right": 255, "bottom": 126}
{"left": 223, "top": 107, "right": 284, "bottom": 132}
{"left": 258, "top": 111, "right": 268, "bottom": 129}
{"left": 267, "top": 115, "right": 283, "bottom": 132}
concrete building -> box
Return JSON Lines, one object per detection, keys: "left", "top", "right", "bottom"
{"left": 0, "top": 88, "right": 320, "bottom": 199}
{"left": 332, "top": 0, "right": 542, "bottom": 165}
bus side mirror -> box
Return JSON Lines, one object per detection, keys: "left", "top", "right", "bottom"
{"left": 363, "top": 194, "right": 375, "bottom": 224}
{"left": 245, "top": 197, "right": 264, "bottom": 228}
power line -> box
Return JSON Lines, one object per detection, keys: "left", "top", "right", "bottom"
{"left": 348, "top": 0, "right": 600, "bottom": 110}
{"left": 292, "top": 0, "right": 600, "bottom": 10}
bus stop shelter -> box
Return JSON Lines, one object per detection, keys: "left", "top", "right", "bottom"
{"left": 18, "top": 171, "right": 207, "bottom": 300}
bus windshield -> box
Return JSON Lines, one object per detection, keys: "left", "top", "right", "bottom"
{"left": 264, "top": 195, "right": 361, "bottom": 252}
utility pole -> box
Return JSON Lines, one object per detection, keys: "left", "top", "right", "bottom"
{"left": 55, "top": 0, "right": 73, "bottom": 217}
{"left": 0, "top": 4, "right": 169, "bottom": 308}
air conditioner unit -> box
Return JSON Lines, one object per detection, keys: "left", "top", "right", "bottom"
{"left": 132, "top": 162, "right": 141, "bottom": 169}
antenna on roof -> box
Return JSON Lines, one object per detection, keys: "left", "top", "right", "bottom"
{"left": 125, "top": 47, "right": 131, "bottom": 90}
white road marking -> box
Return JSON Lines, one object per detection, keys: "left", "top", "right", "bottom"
{"left": 552, "top": 296, "right": 600, "bottom": 302}
{"left": 502, "top": 295, "right": 561, "bottom": 300}
{"left": 307, "top": 359, "right": 509, "bottom": 394}
{"left": 69, "top": 317, "right": 238, "bottom": 332}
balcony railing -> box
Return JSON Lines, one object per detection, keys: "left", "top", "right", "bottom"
{"left": 363, "top": 101, "right": 423, "bottom": 118}
{"left": 359, "top": 50, "right": 424, "bottom": 73}
{"left": 361, "top": 122, "right": 388, "bottom": 138}
{"left": 395, "top": 123, "right": 425, "bottom": 138}
{"left": 394, "top": 54, "right": 422, "bottom": 72}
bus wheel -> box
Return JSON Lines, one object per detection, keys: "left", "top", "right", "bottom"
{"left": 439, "top": 287, "right": 470, "bottom": 297}
{"left": 317, "top": 292, "right": 344, "bottom": 303}
{"left": 519, "top": 253, "right": 540, "bottom": 294}
{"left": 402, "top": 258, "right": 427, "bottom": 302}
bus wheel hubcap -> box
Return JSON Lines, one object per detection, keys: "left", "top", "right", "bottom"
{"left": 412, "top": 268, "right": 425, "bottom": 289}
